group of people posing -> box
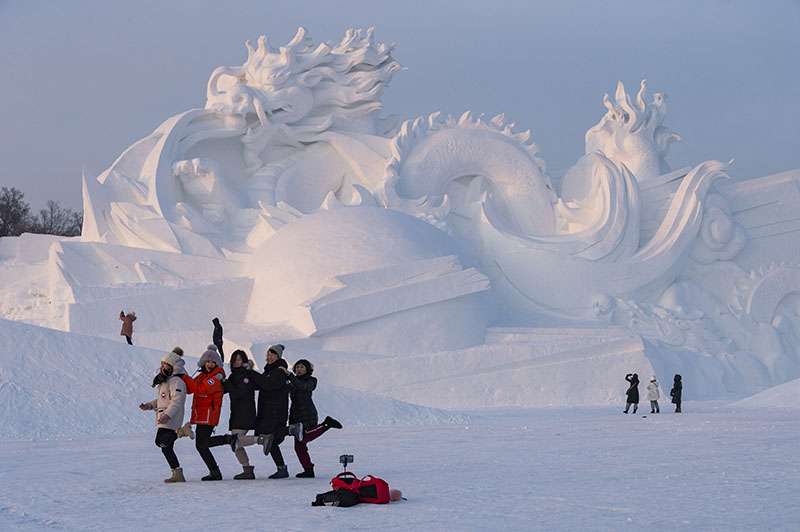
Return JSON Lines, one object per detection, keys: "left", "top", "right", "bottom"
{"left": 623, "top": 373, "right": 683, "bottom": 414}
{"left": 139, "top": 343, "right": 342, "bottom": 483}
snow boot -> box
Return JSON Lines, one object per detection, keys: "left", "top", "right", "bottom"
{"left": 164, "top": 467, "right": 185, "bottom": 483}
{"left": 201, "top": 468, "right": 222, "bottom": 481}
{"left": 268, "top": 466, "right": 289, "bottom": 479}
{"left": 323, "top": 416, "right": 342, "bottom": 429}
{"left": 176, "top": 422, "right": 194, "bottom": 440}
{"left": 632, "top": 405, "right": 638, "bottom": 414}
{"left": 229, "top": 433, "right": 239, "bottom": 452}
{"left": 258, "top": 434, "right": 274, "bottom": 455}
{"left": 234, "top": 466, "right": 255, "bottom": 480}
{"left": 675, "top": 407, "right": 682, "bottom": 413}
{"left": 288, "top": 422, "right": 304, "bottom": 442}
{"left": 296, "top": 467, "right": 315, "bottom": 478}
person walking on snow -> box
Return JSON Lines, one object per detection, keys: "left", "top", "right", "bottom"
{"left": 180, "top": 344, "right": 228, "bottom": 480}
{"left": 119, "top": 310, "right": 136, "bottom": 345}
{"left": 138, "top": 347, "right": 187, "bottom": 483}
{"left": 280, "top": 359, "right": 342, "bottom": 478}
{"left": 647, "top": 376, "right": 660, "bottom": 413}
{"left": 212, "top": 317, "right": 224, "bottom": 362}
{"left": 670, "top": 374, "right": 683, "bottom": 413}
{"left": 624, "top": 373, "right": 640, "bottom": 413}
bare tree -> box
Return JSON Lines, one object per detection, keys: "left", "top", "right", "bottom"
{"left": 0, "top": 187, "right": 32, "bottom": 237}
{"left": 29, "top": 200, "right": 83, "bottom": 237}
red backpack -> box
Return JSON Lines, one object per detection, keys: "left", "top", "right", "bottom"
{"left": 331, "top": 472, "right": 391, "bottom": 504}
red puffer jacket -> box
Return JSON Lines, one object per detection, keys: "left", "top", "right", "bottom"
{"left": 182, "top": 367, "right": 226, "bottom": 426}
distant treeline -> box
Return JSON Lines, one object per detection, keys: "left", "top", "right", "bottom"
{"left": 0, "top": 187, "right": 83, "bottom": 237}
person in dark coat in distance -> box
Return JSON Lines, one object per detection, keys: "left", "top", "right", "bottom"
{"left": 624, "top": 373, "right": 640, "bottom": 414}
{"left": 670, "top": 374, "right": 683, "bottom": 413}
{"left": 221, "top": 349, "right": 258, "bottom": 479}
{"left": 212, "top": 317, "right": 224, "bottom": 362}
{"left": 280, "top": 359, "right": 342, "bottom": 478}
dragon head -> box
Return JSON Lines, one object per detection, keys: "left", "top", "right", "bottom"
{"left": 205, "top": 27, "right": 403, "bottom": 136}
{"left": 585, "top": 80, "right": 680, "bottom": 181}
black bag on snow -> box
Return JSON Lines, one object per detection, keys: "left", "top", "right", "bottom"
{"left": 312, "top": 488, "right": 361, "bottom": 507}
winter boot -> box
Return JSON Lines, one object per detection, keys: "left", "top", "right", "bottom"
{"left": 164, "top": 467, "right": 185, "bottom": 483}
{"left": 268, "top": 465, "right": 289, "bottom": 479}
{"left": 233, "top": 466, "right": 255, "bottom": 480}
{"left": 201, "top": 468, "right": 222, "bottom": 481}
{"left": 632, "top": 405, "right": 638, "bottom": 414}
{"left": 623, "top": 404, "right": 630, "bottom": 414}
{"left": 675, "top": 407, "right": 682, "bottom": 413}
{"left": 323, "top": 416, "right": 343, "bottom": 429}
{"left": 229, "top": 433, "right": 239, "bottom": 452}
{"left": 288, "top": 422, "right": 304, "bottom": 442}
{"left": 296, "top": 467, "right": 315, "bottom": 478}
{"left": 176, "top": 422, "right": 194, "bottom": 440}
{"left": 257, "top": 434, "right": 274, "bottom": 455}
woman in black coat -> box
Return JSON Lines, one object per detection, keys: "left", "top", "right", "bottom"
{"left": 624, "top": 373, "right": 640, "bottom": 414}
{"left": 670, "top": 374, "right": 683, "bottom": 413}
{"left": 249, "top": 344, "right": 292, "bottom": 479}
{"left": 222, "top": 349, "right": 258, "bottom": 479}
{"left": 283, "top": 359, "right": 342, "bottom": 478}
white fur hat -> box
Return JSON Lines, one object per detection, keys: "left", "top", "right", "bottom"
{"left": 198, "top": 344, "right": 223, "bottom": 368}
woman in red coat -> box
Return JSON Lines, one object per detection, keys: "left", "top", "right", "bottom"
{"left": 181, "top": 344, "right": 227, "bottom": 480}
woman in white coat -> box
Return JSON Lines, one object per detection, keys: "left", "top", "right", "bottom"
{"left": 139, "top": 347, "right": 188, "bottom": 483}
{"left": 646, "top": 376, "right": 660, "bottom": 414}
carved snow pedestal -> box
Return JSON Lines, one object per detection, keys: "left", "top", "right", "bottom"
{"left": 48, "top": 27, "right": 800, "bottom": 407}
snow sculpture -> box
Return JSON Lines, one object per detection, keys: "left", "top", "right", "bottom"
{"left": 585, "top": 80, "right": 680, "bottom": 181}
{"left": 53, "top": 27, "right": 800, "bottom": 394}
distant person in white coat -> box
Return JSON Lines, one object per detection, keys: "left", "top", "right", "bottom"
{"left": 647, "top": 376, "right": 660, "bottom": 413}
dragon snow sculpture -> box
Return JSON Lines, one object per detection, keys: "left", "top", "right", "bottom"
{"left": 78, "top": 27, "right": 800, "bottom": 386}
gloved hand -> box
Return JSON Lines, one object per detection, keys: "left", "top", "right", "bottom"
{"left": 158, "top": 413, "right": 171, "bottom": 424}
{"left": 139, "top": 402, "right": 153, "bottom": 410}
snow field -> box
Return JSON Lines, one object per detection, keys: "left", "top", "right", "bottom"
{"left": 1, "top": 405, "right": 798, "bottom": 531}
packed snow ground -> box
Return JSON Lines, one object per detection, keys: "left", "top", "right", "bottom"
{"left": 1, "top": 404, "right": 798, "bottom": 531}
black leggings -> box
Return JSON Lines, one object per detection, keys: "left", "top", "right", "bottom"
{"left": 125, "top": 335, "right": 132, "bottom": 345}
{"left": 195, "top": 424, "right": 229, "bottom": 472}
{"left": 270, "top": 432, "right": 286, "bottom": 467}
{"left": 155, "top": 428, "right": 179, "bottom": 469}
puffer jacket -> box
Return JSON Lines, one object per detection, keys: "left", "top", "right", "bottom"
{"left": 119, "top": 312, "right": 136, "bottom": 336}
{"left": 625, "top": 374, "right": 640, "bottom": 403}
{"left": 222, "top": 366, "right": 257, "bottom": 431}
{"left": 671, "top": 376, "right": 683, "bottom": 404}
{"left": 288, "top": 373, "right": 318, "bottom": 428}
{"left": 251, "top": 359, "right": 289, "bottom": 436}
{"left": 182, "top": 366, "right": 226, "bottom": 426}
{"left": 148, "top": 375, "right": 186, "bottom": 431}
{"left": 647, "top": 381, "right": 660, "bottom": 401}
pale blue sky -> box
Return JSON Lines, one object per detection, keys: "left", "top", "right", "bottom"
{"left": 1, "top": 0, "right": 798, "bottom": 211}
